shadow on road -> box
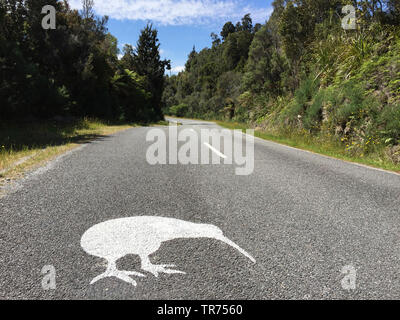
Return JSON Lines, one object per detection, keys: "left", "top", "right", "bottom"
{"left": 0, "top": 119, "right": 116, "bottom": 153}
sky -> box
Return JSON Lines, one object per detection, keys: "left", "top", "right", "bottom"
{"left": 68, "top": 0, "right": 274, "bottom": 74}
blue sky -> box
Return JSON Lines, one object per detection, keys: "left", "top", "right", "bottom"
{"left": 69, "top": 0, "right": 274, "bottom": 74}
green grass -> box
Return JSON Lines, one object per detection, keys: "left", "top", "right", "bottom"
{"left": 217, "top": 120, "right": 400, "bottom": 174}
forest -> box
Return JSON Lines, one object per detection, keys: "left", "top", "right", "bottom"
{"left": 1, "top": 0, "right": 400, "bottom": 169}
{"left": 0, "top": 0, "right": 170, "bottom": 122}
{"left": 163, "top": 0, "right": 400, "bottom": 165}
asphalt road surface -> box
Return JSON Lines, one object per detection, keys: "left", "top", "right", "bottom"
{"left": 1, "top": 118, "right": 400, "bottom": 299}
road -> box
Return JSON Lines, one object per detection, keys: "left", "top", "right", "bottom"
{"left": 1, "top": 117, "right": 400, "bottom": 299}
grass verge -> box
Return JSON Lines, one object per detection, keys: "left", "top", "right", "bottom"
{"left": 217, "top": 120, "right": 400, "bottom": 174}
{"left": 0, "top": 118, "right": 167, "bottom": 187}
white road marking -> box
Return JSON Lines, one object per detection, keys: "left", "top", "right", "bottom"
{"left": 203, "top": 142, "right": 227, "bottom": 159}
{"left": 81, "top": 216, "right": 255, "bottom": 286}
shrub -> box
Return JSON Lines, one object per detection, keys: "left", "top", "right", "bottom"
{"left": 378, "top": 104, "right": 400, "bottom": 145}
{"left": 281, "top": 75, "right": 319, "bottom": 125}
{"left": 169, "top": 103, "right": 189, "bottom": 117}
{"left": 303, "top": 89, "right": 325, "bottom": 131}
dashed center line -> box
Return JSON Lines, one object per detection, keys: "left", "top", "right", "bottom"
{"left": 203, "top": 142, "right": 227, "bottom": 159}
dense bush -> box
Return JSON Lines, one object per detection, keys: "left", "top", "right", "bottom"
{"left": 163, "top": 0, "right": 400, "bottom": 160}
{"left": 168, "top": 104, "right": 189, "bottom": 117}
{"left": 378, "top": 104, "right": 400, "bottom": 145}
{"left": 0, "top": 0, "right": 169, "bottom": 123}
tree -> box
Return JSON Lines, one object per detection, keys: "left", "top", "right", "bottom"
{"left": 82, "top": 0, "right": 95, "bottom": 20}
{"left": 0, "top": 0, "right": 163, "bottom": 122}
{"left": 241, "top": 14, "right": 253, "bottom": 33}
{"left": 185, "top": 46, "right": 197, "bottom": 72}
{"left": 386, "top": 0, "right": 400, "bottom": 24}
{"left": 133, "top": 23, "right": 171, "bottom": 120}
{"left": 220, "top": 22, "right": 236, "bottom": 40}
{"left": 243, "top": 22, "right": 287, "bottom": 99}
{"left": 120, "top": 44, "right": 135, "bottom": 70}
{"left": 223, "top": 29, "right": 253, "bottom": 71}
{"left": 211, "top": 32, "right": 221, "bottom": 47}
{"left": 111, "top": 69, "right": 152, "bottom": 121}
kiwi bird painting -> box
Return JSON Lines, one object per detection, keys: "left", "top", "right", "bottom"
{"left": 81, "top": 216, "right": 256, "bottom": 286}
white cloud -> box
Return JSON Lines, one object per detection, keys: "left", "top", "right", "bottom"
{"left": 171, "top": 66, "right": 185, "bottom": 74}
{"left": 68, "top": 0, "right": 271, "bottom": 26}
{"left": 119, "top": 43, "right": 136, "bottom": 50}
